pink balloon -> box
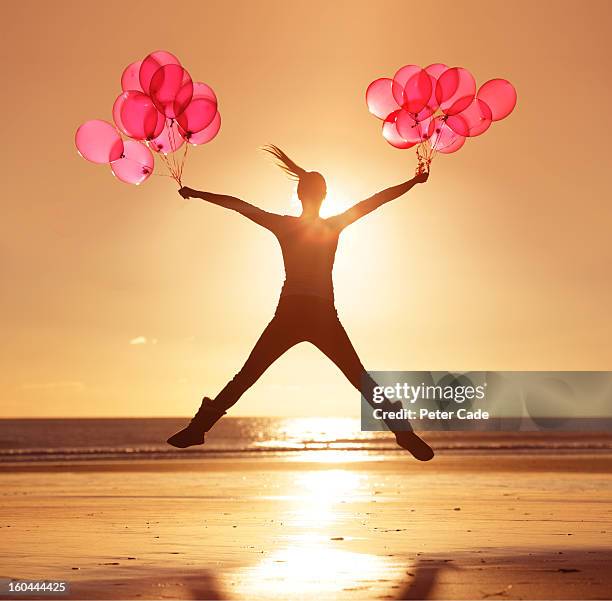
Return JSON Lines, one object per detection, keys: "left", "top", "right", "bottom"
{"left": 75, "top": 119, "right": 124, "bottom": 164}
{"left": 110, "top": 140, "right": 154, "bottom": 185}
{"left": 121, "top": 60, "right": 143, "bottom": 92}
{"left": 192, "top": 82, "right": 217, "bottom": 103}
{"left": 150, "top": 120, "right": 185, "bottom": 154}
{"left": 149, "top": 64, "right": 193, "bottom": 119}
{"left": 446, "top": 95, "right": 473, "bottom": 115}
{"left": 396, "top": 109, "right": 431, "bottom": 144}
{"left": 422, "top": 71, "right": 444, "bottom": 114}
{"left": 477, "top": 78, "right": 517, "bottom": 121}
{"left": 382, "top": 111, "right": 416, "bottom": 150}
{"left": 112, "top": 93, "right": 127, "bottom": 133}
{"left": 408, "top": 101, "right": 436, "bottom": 123}
{"left": 139, "top": 50, "right": 181, "bottom": 95}
{"left": 183, "top": 111, "right": 221, "bottom": 145}
{"left": 424, "top": 63, "right": 448, "bottom": 79}
{"left": 446, "top": 98, "right": 492, "bottom": 137}
{"left": 428, "top": 117, "right": 466, "bottom": 154}
{"left": 392, "top": 64, "right": 421, "bottom": 107}
{"left": 366, "top": 78, "right": 400, "bottom": 120}
{"left": 419, "top": 64, "right": 449, "bottom": 114}
{"left": 402, "top": 69, "right": 433, "bottom": 114}
{"left": 177, "top": 98, "right": 217, "bottom": 136}
{"left": 436, "top": 67, "right": 476, "bottom": 114}
{"left": 113, "top": 91, "right": 165, "bottom": 140}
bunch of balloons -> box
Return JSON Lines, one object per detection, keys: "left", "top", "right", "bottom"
{"left": 366, "top": 63, "right": 516, "bottom": 174}
{"left": 75, "top": 50, "right": 221, "bottom": 186}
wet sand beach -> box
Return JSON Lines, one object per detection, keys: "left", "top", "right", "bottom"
{"left": 1, "top": 452, "right": 611, "bottom": 600}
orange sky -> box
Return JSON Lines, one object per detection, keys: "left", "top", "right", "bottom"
{"left": 1, "top": 0, "right": 611, "bottom": 417}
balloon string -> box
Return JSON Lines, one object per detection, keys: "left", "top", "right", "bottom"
{"left": 175, "top": 129, "right": 183, "bottom": 187}
{"left": 416, "top": 141, "right": 431, "bottom": 175}
{"left": 158, "top": 151, "right": 170, "bottom": 177}
{"left": 147, "top": 136, "right": 181, "bottom": 186}
{"left": 166, "top": 120, "right": 177, "bottom": 182}
{"left": 415, "top": 117, "right": 431, "bottom": 175}
{"left": 166, "top": 119, "right": 176, "bottom": 178}
{"left": 170, "top": 147, "right": 181, "bottom": 184}
{"left": 154, "top": 142, "right": 171, "bottom": 180}
{"left": 160, "top": 151, "right": 179, "bottom": 185}
{"left": 179, "top": 140, "right": 184, "bottom": 180}
{"left": 150, "top": 119, "right": 189, "bottom": 187}
{"left": 168, "top": 121, "right": 184, "bottom": 186}
{"left": 431, "top": 120, "right": 450, "bottom": 157}
{"left": 179, "top": 140, "right": 189, "bottom": 183}
{"left": 169, "top": 122, "right": 180, "bottom": 182}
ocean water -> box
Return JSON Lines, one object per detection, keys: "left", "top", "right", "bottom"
{"left": 0, "top": 418, "right": 611, "bottom": 463}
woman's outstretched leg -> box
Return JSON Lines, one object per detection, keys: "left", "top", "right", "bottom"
{"left": 213, "top": 318, "right": 299, "bottom": 412}
{"left": 311, "top": 314, "right": 434, "bottom": 461}
{"left": 167, "top": 316, "right": 299, "bottom": 448}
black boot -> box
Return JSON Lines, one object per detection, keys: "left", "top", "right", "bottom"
{"left": 381, "top": 400, "right": 435, "bottom": 462}
{"left": 394, "top": 431, "right": 435, "bottom": 461}
{"left": 167, "top": 398, "right": 226, "bottom": 449}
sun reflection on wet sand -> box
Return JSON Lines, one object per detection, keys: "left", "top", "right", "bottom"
{"left": 233, "top": 468, "right": 392, "bottom": 599}
{"left": 288, "top": 469, "right": 366, "bottom": 527}
{"left": 237, "top": 545, "right": 387, "bottom": 598}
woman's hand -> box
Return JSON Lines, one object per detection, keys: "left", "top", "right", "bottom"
{"left": 414, "top": 171, "right": 429, "bottom": 184}
{"left": 179, "top": 186, "right": 195, "bottom": 199}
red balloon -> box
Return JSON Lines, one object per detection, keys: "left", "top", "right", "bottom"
{"left": 139, "top": 50, "right": 181, "bottom": 95}
{"left": 75, "top": 120, "right": 124, "bottom": 164}
{"left": 177, "top": 98, "right": 217, "bottom": 136}
{"left": 446, "top": 98, "right": 492, "bottom": 137}
{"left": 192, "top": 82, "right": 217, "bottom": 103}
{"left": 184, "top": 111, "right": 221, "bottom": 146}
{"left": 477, "top": 79, "right": 517, "bottom": 121}
{"left": 446, "top": 95, "right": 473, "bottom": 115}
{"left": 402, "top": 69, "right": 434, "bottom": 114}
{"left": 112, "top": 94, "right": 127, "bottom": 133}
{"left": 392, "top": 64, "right": 421, "bottom": 107}
{"left": 366, "top": 78, "right": 400, "bottom": 120}
{"left": 111, "top": 140, "right": 154, "bottom": 185}
{"left": 436, "top": 67, "right": 476, "bottom": 114}
{"left": 396, "top": 109, "right": 431, "bottom": 144}
{"left": 113, "top": 91, "right": 165, "bottom": 140}
{"left": 150, "top": 120, "right": 185, "bottom": 154}
{"left": 149, "top": 64, "right": 193, "bottom": 119}
{"left": 121, "top": 60, "right": 143, "bottom": 92}
{"left": 428, "top": 117, "right": 466, "bottom": 154}
{"left": 424, "top": 63, "right": 448, "bottom": 79}
{"left": 407, "top": 100, "right": 436, "bottom": 123}
{"left": 418, "top": 64, "right": 448, "bottom": 114}
{"left": 382, "top": 111, "right": 416, "bottom": 149}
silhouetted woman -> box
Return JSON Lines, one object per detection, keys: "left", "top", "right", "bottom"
{"left": 168, "top": 146, "right": 434, "bottom": 461}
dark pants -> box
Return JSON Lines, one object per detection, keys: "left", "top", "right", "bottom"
{"left": 212, "top": 294, "right": 410, "bottom": 431}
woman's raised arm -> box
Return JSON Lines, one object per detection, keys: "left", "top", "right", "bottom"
{"left": 329, "top": 171, "right": 429, "bottom": 230}
{"left": 179, "top": 186, "right": 282, "bottom": 231}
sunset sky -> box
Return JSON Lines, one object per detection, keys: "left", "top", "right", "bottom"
{"left": 1, "top": 0, "right": 611, "bottom": 417}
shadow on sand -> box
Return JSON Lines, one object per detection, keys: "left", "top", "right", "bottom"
{"left": 3, "top": 548, "right": 610, "bottom": 600}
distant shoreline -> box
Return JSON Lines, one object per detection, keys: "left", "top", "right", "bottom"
{"left": 2, "top": 452, "right": 612, "bottom": 474}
